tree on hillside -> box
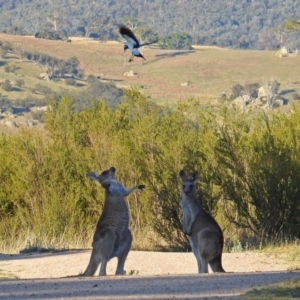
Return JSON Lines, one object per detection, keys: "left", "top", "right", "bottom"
{"left": 1, "top": 0, "right": 300, "bottom": 49}
{"left": 285, "top": 19, "right": 300, "bottom": 31}
{"left": 35, "top": 8, "right": 68, "bottom": 40}
{"left": 258, "top": 28, "right": 281, "bottom": 50}
{"left": 35, "top": 22, "right": 67, "bottom": 40}
{"left": 122, "top": 16, "right": 142, "bottom": 30}
{"left": 45, "top": 56, "right": 84, "bottom": 80}
{"left": 18, "top": 49, "right": 83, "bottom": 80}
{"left": 282, "top": 19, "right": 300, "bottom": 49}
{"left": 6, "top": 25, "right": 28, "bottom": 36}
{"left": 230, "top": 83, "right": 259, "bottom": 103}
{"left": 77, "top": 15, "right": 115, "bottom": 39}
{"left": 0, "top": 42, "right": 13, "bottom": 58}
{"left": 263, "top": 79, "right": 281, "bottom": 109}
{"left": 47, "top": 9, "right": 66, "bottom": 32}
{"left": 134, "top": 24, "right": 158, "bottom": 44}
{"left": 158, "top": 32, "right": 192, "bottom": 50}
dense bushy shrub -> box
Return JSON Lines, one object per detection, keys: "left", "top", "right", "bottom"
{"left": 21, "top": 50, "right": 83, "bottom": 80}
{"left": 158, "top": 32, "right": 192, "bottom": 50}
{"left": 15, "top": 79, "right": 25, "bottom": 87}
{"left": 1, "top": 79, "right": 12, "bottom": 92}
{"left": 0, "top": 97, "right": 13, "bottom": 112}
{"left": 30, "top": 110, "right": 45, "bottom": 122}
{"left": 292, "top": 92, "right": 300, "bottom": 100}
{"left": 71, "top": 80, "right": 123, "bottom": 111}
{"left": 64, "top": 78, "right": 76, "bottom": 86}
{"left": 30, "top": 84, "right": 52, "bottom": 95}
{"left": 0, "top": 90, "right": 300, "bottom": 251}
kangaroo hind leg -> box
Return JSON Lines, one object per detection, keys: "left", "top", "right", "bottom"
{"left": 115, "top": 229, "right": 133, "bottom": 275}
{"left": 209, "top": 253, "right": 225, "bottom": 272}
{"left": 82, "top": 246, "right": 102, "bottom": 276}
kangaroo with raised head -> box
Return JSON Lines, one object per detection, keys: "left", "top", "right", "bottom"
{"left": 179, "top": 170, "right": 225, "bottom": 273}
{"left": 82, "top": 167, "right": 145, "bottom": 276}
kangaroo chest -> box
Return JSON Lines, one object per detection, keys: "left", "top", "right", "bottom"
{"left": 98, "top": 196, "right": 130, "bottom": 234}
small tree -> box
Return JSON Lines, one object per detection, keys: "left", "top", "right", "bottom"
{"left": 15, "top": 79, "right": 25, "bottom": 88}
{"left": 0, "top": 97, "right": 13, "bottom": 112}
{"left": 122, "top": 16, "right": 142, "bottom": 30}
{"left": 231, "top": 84, "right": 244, "bottom": 99}
{"left": 134, "top": 25, "right": 158, "bottom": 43}
{"left": 159, "top": 32, "right": 192, "bottom": 50}
{"left": 263, "top": 79, "right": 280, "bottom": 109}
{"left": 285, "top": 19, "right": 300, "bottom": 32}
{"left": 80, "top": 16, "right": 113, "bottom": 38}
{"left": 1, "top": 80, "right": 12, "bottom": 92}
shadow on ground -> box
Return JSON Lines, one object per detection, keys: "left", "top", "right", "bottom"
{"left": 0, "top": 271, "right": 299, "bottom": 300}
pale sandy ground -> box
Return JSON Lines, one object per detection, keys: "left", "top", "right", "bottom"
{"left": 0, "top": 250, "right": 299, "bottom": 299}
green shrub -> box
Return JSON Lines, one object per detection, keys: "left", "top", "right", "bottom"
{"left": 0, "top": 97, "right": 13, "bottom": 112}
{"left": 4, "top": 65, "right": 10, "bottom": 73}
{"left": 4, "top": 64, "right": 18, "bottom": 73}
{"left": 1, "top": 91, "right": 300, "bottom": 252}
{"left": 15, "top": 79, "right": 25, "bottom": 87}
{"left": 1, "top": 79, "right": 12, "bottom": 92}
{"left": 86, "top": 74, "right": 97, "bottom": 85}
{"left": 31, "top": 110, "right": 45, "bottom": 122}
{"left": 64, "top": 78, "right": 76, "bottom": 86}
{"left": 30, "top": 84, "right": 52, "bottom": 95}
{"left": 292, "top": 92, "right": 300, "bottom": 100}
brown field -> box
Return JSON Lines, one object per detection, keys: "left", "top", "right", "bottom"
{"left": 1, "top": 33, "right": 300, "bottom": 104}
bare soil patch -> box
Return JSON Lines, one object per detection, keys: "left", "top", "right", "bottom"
{"left": 1, "top": 250, "right": 299, "bottom": 299}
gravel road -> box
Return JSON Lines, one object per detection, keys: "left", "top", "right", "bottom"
{"left": 0, "top": 250, "right": 299, "bottom": 299}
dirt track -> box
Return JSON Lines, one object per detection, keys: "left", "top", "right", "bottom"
{"left": 0, "top": 250, "right": 299, "bottom": 299}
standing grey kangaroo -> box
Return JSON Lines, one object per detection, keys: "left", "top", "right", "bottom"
{"left": 179, "top": 170, "right": 225, "bottom": 273}
{"left": 82, "top": 167, "right": 145, "bottom": 276}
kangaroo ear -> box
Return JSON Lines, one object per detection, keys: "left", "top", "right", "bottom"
{"left": 179, "top": 170, "right": 188, "bottom": 181}
{"left": 191, "top": 171, "right": 199, "bottom": 181}
{"left": 88, "top": 172, "right": 99, "bottom": 181}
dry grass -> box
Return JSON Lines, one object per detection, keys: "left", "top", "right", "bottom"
{"left": 240, "top": 278, "right": 300, "bottom": 299}
{"left": 1, "top": 33, "right": 300, "bottom": 104}
{"left": 0, "top": 228, "right": 165, "bottom": 255}
{"left": 0, "top": 230, "right": 89, "bottom": 254}
{"left": 261, "top": 242, "right": 300, "bottom": 271}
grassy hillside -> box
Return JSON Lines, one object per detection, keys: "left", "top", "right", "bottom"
{"left": 1, "top": 33, "right": 300, "bottom": 105}
{"left": 1, "top": 0, "right": 300, "bottom": 50}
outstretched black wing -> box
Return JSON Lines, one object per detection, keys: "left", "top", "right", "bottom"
{"left": 119, "top": 25, "right": 140, "bottom": 48}
{"left": 140, "top": 40, "right": 158, "bottom": 47}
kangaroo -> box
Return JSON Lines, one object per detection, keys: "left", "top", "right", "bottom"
{"left": 82, "top": 167, "right": 145, "bottom": 276}
{"left": 179, "top": 170, "right": 225, "bottom": 273}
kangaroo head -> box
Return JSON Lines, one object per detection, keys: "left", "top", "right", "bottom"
{"left": 88, "top": 167, "right": 116, "bottom": 189}
{"left": 179, "top": 170, "right": 199, "bottom": 196}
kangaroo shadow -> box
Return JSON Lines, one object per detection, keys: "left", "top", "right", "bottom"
{"left": 0, "top": 249, "right": 89, "bottom": 261}
{"left": 11, "top": 86, "right": 23, "bottom": 92}
{"left": 280, "top": 89, "right": 296, "bottom": 96}
{"left": 12, "top": 106, "right": 31, "bottom": 115}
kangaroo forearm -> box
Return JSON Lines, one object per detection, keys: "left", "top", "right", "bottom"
{"left": 123, "top": 185, "right": 145, "bottom": 196}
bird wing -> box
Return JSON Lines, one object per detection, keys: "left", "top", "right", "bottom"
{"left": 139, "top": 40, "right": 158, "bottom": 47}
{"left": 119, "top": 25, "right": 140, "bottom": 47}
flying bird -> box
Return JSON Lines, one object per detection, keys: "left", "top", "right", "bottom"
{"left": 119, "top": 25, "right": 157, "bottom": 64}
